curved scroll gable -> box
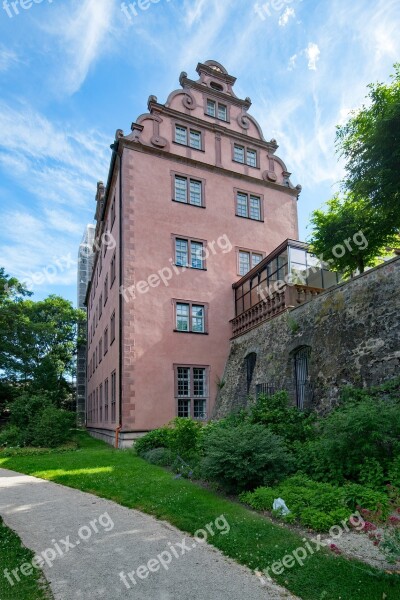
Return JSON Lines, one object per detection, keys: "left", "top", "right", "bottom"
{"left": 236, "top": 110, "right": 266, "bottom": 142}
{"left": 165, "top": 88, "right": 197, "bottom": 111}
{"left": 126, "top": 113, "right": 169, "bottom": 150}
{"left": 264, "top": 153, "right": 297, "bottom": 189}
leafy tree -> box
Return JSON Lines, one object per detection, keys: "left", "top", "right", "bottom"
{"left": 309, "top": 193, "right": 399, "bottom": 275}
{"left": 0, "top": 268, "right": 85, "bottom": 405}
{"left": 336, "top": 64, "right": 400, "bottom": 225}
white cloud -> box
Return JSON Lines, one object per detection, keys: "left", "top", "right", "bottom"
{"left": 305, "top": 42, "right": 321, "bottom": 71}
{"left": 279, "top": 7, "right": 295, "bottom": 27}
{"left": 185, "top": 0, "right": 208, "bottom": 27}
{"left": 0, "top": 45, "right": 20, "bottom": 73}
{"left": 288, "top": 53, "right": 298, "bottom": 70}
{"left": 46, "top": 0, "right": 115, "bottom": 95}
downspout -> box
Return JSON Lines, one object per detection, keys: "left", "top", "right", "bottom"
{"left": 115, "top": 139, "right": 124, "bottom": 448}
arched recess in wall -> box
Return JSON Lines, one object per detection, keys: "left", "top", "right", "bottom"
{"left": 292, "top": 346, "right": 312, "bottom": 410}
{"left": 245, "top": 352, "right": 257, "bottom": 394}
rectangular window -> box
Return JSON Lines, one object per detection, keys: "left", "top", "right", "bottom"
{"left": 110, "top": 311, "right": 116, "bottom": 344}
{"left": 110, "top": 252, "right": 116, "bottom": 285}
{"left": 104, "top": 378, "right": 109, "bottom": 422}
{"left": 111, "top": 370, "right": 116, "bottom": 423}
{"left": 174, "top": 237, "right": 205, "bottom": 269}
{"left": 247, "top": 149, "right": 257, "bottom": 167}
{"left": 176, "top": 303, "right": 189, "bottom": 332}
{"left": 236, "top": 192, "right": 248, "bottom": 218}
{"left": 175, "top": 366, "right": 208, "bottom": 419}
{"left": 174, "top": 175, "right": 203, "bottom": 206}
{"left": 99, "top": 294, "right": 103, "bottom": 318}
{"left": 189, "top": 130, "right": 202, "bottom": 150}
{"left": 99, "top": 338, "right": 102, "bottom": 363}
{"left": 236, "top": 191, "right": 262, "bottom": 221}
{"left": 104, "top": 327, "right": 108, "bottom": 355}
{"left": 99, "top": 383, "right": 103, "bottom": 422}
{"left": 238, "top": 250, "right": 264, "bottom": 276}
{"left": 175, "top": 125, "right": 187, "bottom": 145}
{"left": 175, "top": 238, "right": 188, "bottom": 266}
{"left": 218, "top": 104, "right": 227, "bottom": 121}
{"left": 206, "top": 99, "right": 216, "bottom": 117}
{"left": 111, "top": 197, "right": 116, "bottom": 228}
{"left": 104, "top": 274, "right": 108, "bottom": 304}
{"left": 239, "top": 251, "right": 251, "bottom": 276}
{"left": 190, "top": 241, "right": 204, "bottom": 269}
{"left": 175, "top": 125, "right": 202, "bottom": 150}
{"left": 175, "top": 302, "right": 206, "bottom": 333}
{"left": 234, "top": 145, "right": 245, "bottom": 163}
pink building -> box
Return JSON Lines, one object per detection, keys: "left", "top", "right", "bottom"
{"left": 85, "top": 60, "right": 301, "bottom": 447}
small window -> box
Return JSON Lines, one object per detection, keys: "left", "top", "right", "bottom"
{"left": 174, "top": 176, "right": 203, "bottom": 206}
{"left": 99, "top": 383, "right": 103, "bottom": 422}
{"left": 104, "top": 327, "right": 108, "bottom": 355}
{"left": 110, "top": 311, "right": 116, "bottom": 344}
{"left": 206, "top": 99, "right": 216, "bottom": 117}
{"left": 174, "top": 237, "right": 205, "bottom": 269}
{"left": 111, "top": 197, "right": 116, "bottom": 228}
{"left": 104, "top": 274, "right": 108, "bottom": 304}
{"left": 218, "top": 104, "right": 227, "bottom": 121}
{"left": 99, "top": 294, "right": 103, "bottom": 318}
{"left": 175, "top": 302, "right": 206, "bottom": 333}
{"left": 175, "top": 125, "right": 202, "bottom": 150}
{"left": 175, "top": 125, "right": 187, "bottom": 145}
{"left": 247, "top": 149, "right": 257, "bottom": 167}
{"left": 238, "top": 250, "right": 264, "bottom": 276}
{"left": 99, "top": 338, "right": 103, "bottom": 363}
{"left": 234, "top": 145, "right": 245, "bottom": 163}
{"left": 110, "top": 252, "right": 116, "bottom": 286}
{"left": 210, "top": 81, "right": 223, "bottom": 91}
{"left": 294, "top": 346, "right": 312, "bottom": 410}
{"left": 236, "top": 191, "right": 262, "bottom": 221}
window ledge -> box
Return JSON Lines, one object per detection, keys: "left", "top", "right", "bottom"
{"left": 235, "top": 214, "right": 264, "bottom": 223}
{"left": 172, "top": 199, "right": 206, "bottom": 209}
{"left": 173, "top": 330, "right": 209, "bottom": 335}
{"left": 173, "top": 264, "right": 207, "bottom": 271}
{"left": 172, "top": 141, "right": 205, "bottom": 153}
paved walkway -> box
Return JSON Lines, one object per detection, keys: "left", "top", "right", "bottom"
{"left": 0, "top": 469, "right": 296, "bottom": 600}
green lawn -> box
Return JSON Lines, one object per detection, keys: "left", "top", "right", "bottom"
{"left": 0, "top": 517, "right": 51, "bottom": 600}
{"left": 1, "top": 432, "right": 399, "bottom": 600}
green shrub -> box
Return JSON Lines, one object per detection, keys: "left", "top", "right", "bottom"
{"left": 240, "top": 475, "right": 388, "bottom": 531}
{"left": 388, "top": 456, "right": 400, "bottom": 488}
{"left": 8, "top": 392, "right": 52, "bottom": 430}
{"left": 27, "top": 407, "right": 75, "bottom": 448}
{"left": 141, "top": 447, "right": 174, "bottom": 466}
{"left": 201, "top": 422, "right": 293, "bottom": 493}
{"left": 249, "top": 391, "right": 316, "bottom": 446}
{"left": 167, "top": 417, "right": 202, "bottom": 456}
{"left": 134, "top": 428, "right": 172, "bottom": 456}
{"left": 0, "top": 425, "right": 22, "bottom": 447}
{"left": 298, "top": 395, "right": 400, "bottom": 484}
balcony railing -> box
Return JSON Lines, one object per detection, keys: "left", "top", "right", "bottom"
{"left": 230, "top": 284, "right": 324, "bottom": 338}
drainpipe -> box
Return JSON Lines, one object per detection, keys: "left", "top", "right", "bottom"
{"left": 110, "top": 135, "right": 124, "bottom": 450}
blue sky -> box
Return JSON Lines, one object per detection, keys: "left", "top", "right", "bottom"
{"left": 0, "top": 0, "right": 399, "bottom": 305}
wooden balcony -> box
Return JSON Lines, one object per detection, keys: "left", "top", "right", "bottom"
{"left": 231, "top": 284, "right": 324, "bottom": 338}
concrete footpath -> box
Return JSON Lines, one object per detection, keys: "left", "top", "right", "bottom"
{"left": 0, "top": 468, "right": 297, "bottom": 600}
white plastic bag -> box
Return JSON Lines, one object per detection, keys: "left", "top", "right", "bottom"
{"left": 273, "top": 497, "right": 290, "bottom": 515}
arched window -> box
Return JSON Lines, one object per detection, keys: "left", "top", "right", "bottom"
{"left": 245, "top": 352, "right": 257, "bottom": 393}
{"left": 293, "top": 346, "right": 311, "bottom": 409}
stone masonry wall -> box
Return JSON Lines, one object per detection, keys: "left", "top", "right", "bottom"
{"left": 214, "top": 256, "right": 400, "bottom": 417}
